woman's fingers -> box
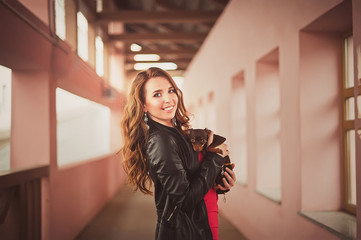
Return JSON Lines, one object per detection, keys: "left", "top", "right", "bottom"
{"left": 216, "top": 184, "right": 228, "bottom": 191}
{"left": 223, "top": 172, "right": 234, "bottom": 187}
{"left": 217, "top": 166, "right": 237, "bottom": 190}
{"left": 213, "top": 164, "right": 237, "bottom": 192}
{"left": 225, "top": 166, "right": 236, "bottom": 183}
{"left": 222, "top": 177, "right": 231, "bottom": 189}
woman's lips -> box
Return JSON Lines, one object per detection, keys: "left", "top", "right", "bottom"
{"left": 163, "top": 106, "right": 174, "bottom": 111}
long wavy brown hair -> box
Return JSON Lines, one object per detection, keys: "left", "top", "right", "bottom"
{"left": 120, "top": 67, "right": 191, "bottom": 195}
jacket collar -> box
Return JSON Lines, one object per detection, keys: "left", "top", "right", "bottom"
{"left": 148, "top": 117, "right": 178, "bottom": 134}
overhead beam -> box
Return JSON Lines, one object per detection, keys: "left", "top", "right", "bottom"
{"left": 126, "top": 69, "right": 185, "bottom": 76}
{"left": 126, "top": 49, "right": 197, "bottom": 56}
{"left": 109, "top": 32, "right": 207, "bottom": 42}
{"left": 125, "top": 59, "right": 191, "bottom": 65}
{"left": 125, "top": 69, "right": 186, "bottom": 82}
{"left": 214, "top": 0, "right": 230, "bottom": 6}
{"left": 95, "top": 10, "right": 222, "bottom": 24}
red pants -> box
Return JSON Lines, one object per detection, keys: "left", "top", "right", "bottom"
{"left": 199, "top": 153, "right": 219, "bottom": 240}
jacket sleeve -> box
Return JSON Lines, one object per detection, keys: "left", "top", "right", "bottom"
{"left": 146, "top": 132, "right": 224, "bottom": 213}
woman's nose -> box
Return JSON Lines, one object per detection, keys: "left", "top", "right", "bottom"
{"left": 164, "top": 94, "right": 170, "bottom": 103}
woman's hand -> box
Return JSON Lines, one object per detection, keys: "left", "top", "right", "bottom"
{"left": 206, "top": 130, "right": 234, "bottom": 190}
{"left": 213, "top": 163, "right": 236, "bottom": 191}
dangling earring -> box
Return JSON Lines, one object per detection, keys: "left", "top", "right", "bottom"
{"left": 144, "top": 112, "right": 149, "bottom": 129}
{"left": 172, "top": 117, "right": 177, "bottom": 127}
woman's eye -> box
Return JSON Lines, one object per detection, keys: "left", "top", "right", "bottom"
{"left": 169, "top": 89, "right": 175, "bottom": 93}
{"left": 153, "top": 93, "right": 161, "bottom": 97}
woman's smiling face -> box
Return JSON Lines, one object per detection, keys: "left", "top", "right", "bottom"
{"left": 143, "top": 76, "right": 178, "bottom": 127}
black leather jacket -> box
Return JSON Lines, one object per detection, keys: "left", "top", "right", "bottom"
{"left": 145, "top": 119, "right": 224, "bottom": 240}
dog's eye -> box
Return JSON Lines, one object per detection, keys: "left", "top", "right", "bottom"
{"left": 201, "top": 139, "right": 206, "bottom": 143}
{"left": 191, "top": 139, "right": 195, "bottom": 143}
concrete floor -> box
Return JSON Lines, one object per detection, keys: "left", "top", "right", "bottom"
{"left": 76, "top": 186, "right": 247, "bottom": 240}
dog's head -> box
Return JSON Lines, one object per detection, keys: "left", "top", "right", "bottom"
{"left": 186, "top": 128, "right": 211, "bottom": 152}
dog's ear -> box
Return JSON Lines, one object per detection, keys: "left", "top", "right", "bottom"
{"left": 204, "top": 128, "right": 211, "bottom": 136}
{"left": 212, "top": 134, "right": 226, "bottom": 146}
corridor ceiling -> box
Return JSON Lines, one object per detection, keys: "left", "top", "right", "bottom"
{"left": 84, "top": 0, "right": 229, "bottom": 79}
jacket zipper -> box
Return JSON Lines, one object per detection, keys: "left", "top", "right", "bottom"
{"left": 167, "top": 205, "right": 178, "bottom": 222}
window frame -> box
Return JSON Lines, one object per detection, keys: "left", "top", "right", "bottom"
{"left": 342, "top": 34, "right": 357, "bottom": 215}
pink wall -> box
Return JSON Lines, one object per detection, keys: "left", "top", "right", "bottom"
{"left": 183, "top": 0, "right": 352, "bottom": 239}
{"left": 0, "top": 2, "right": 126, "bottom": 240}
{"left": 11, "top": 71, "right": 51, "bottom": 169}
{"left": 49, "top": 155, "right": 124, "bottom": 240}
{"left": 49, "top": 42, "right": 126, "bottom": 240}
{"left": 18, "top": 0, "right": 49, "bottom": 25}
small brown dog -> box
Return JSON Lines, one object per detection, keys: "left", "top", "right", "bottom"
{"left": 186, "top": 128, "right": 233, "bottom": 192}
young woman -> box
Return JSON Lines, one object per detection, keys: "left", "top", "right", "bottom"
{"left": 121, "top": 67, "right": 235, "bottom": 240}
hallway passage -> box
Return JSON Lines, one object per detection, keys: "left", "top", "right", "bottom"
{"left": 76, "top": 186, "right": 247, "bottom": 240}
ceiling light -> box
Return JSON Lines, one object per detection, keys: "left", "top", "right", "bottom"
{"left": 134, "top": 62, "right": 178, "bottom": 71}
{"left": 134, "top": 54, "right": 160, "bottom": 61}
{"left": 130, "top": 43, "right": 142, "bottom": 52}
{"left": 96, "top": 0, "right": 103, "bottom": 12}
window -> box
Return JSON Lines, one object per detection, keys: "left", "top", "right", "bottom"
{"left": 77, "top": 12, "right": 88, "bottom": 61}
{"left": 205, "top": 92, "right": 216, "bottom": 130}
{"left": 299, "top": 0, "right": 350, "bottom": 212}
{"left": 297, "top": 2, "right": 356, "bottom": 238}
{"left": 192, "top": 98, "right": 205, "bottom": 128}
{"left": 56, "top": 88, "right": 111, "bottom": 166}
{"left": 95, "top": 36, "right": 104, "bottom": 77}
{"left": 55, "top": 0, "right": 66, "bottom": 40}
{"left": 255, "top": 48, "right": 281, "bottom": 203}
{"left": 342, "top": 35, "right": 358, "bottom": 214}
{"left": 0, "top": 65, "right": 11, "bottom": 172}
{"left": 230, "top": 71, "right": 247, "bottom": 185}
